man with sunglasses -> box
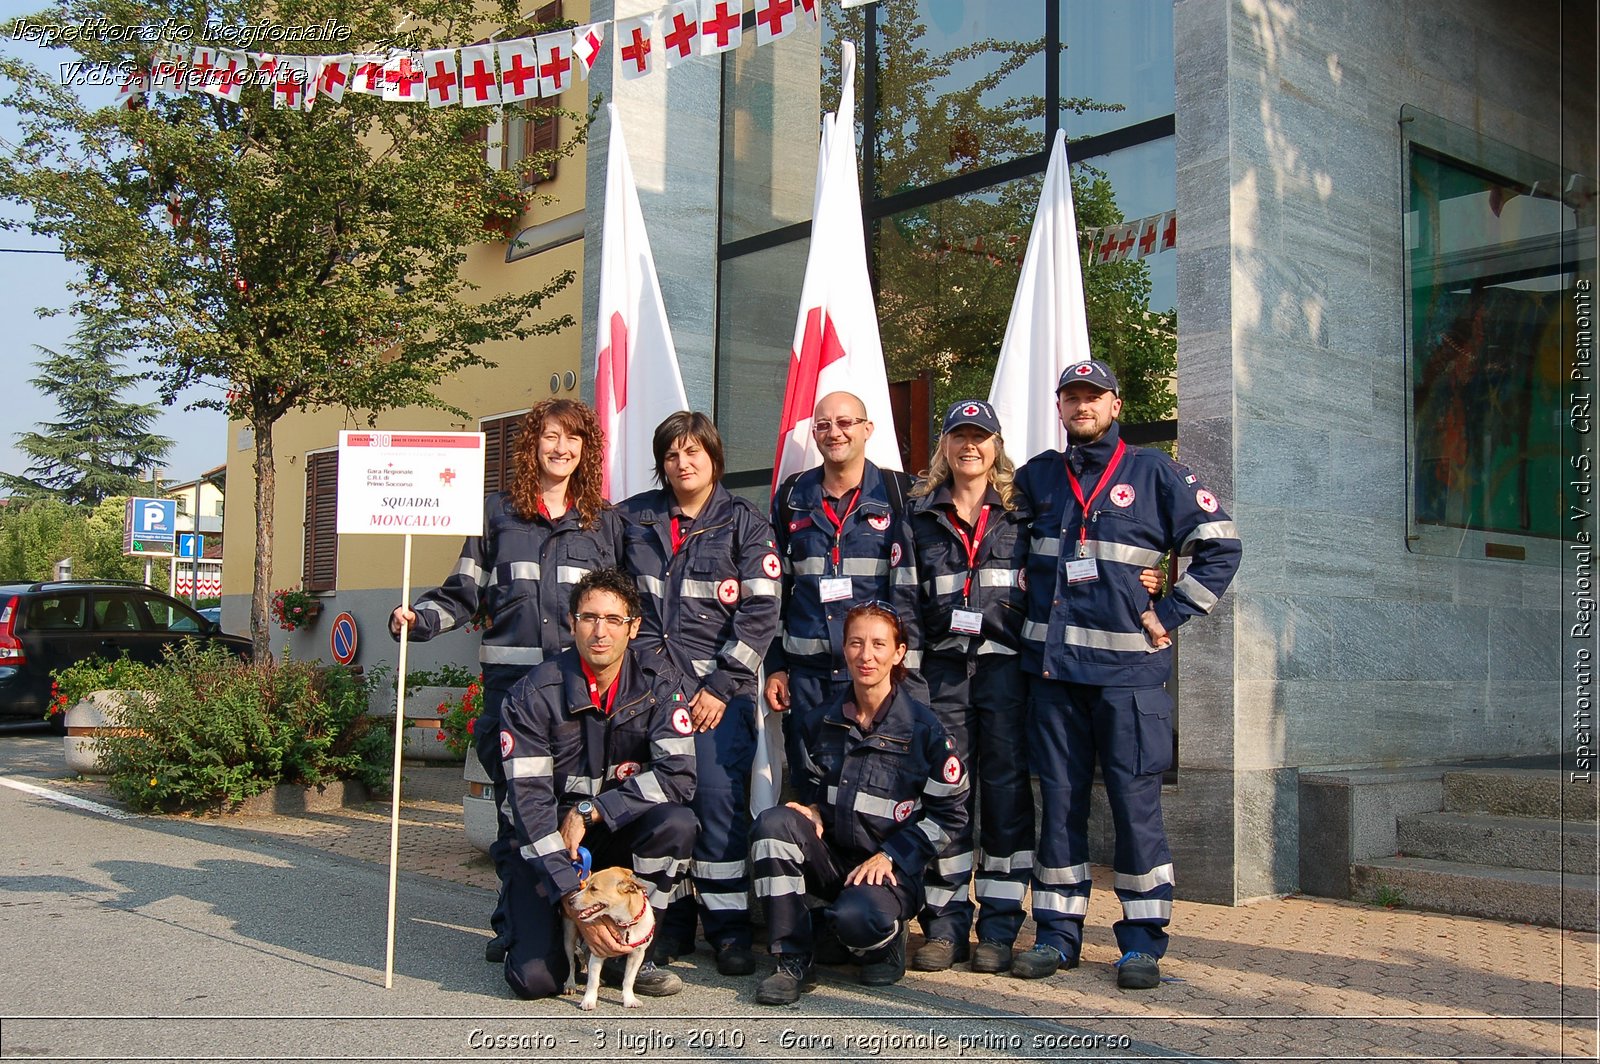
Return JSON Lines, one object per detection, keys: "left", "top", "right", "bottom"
{"left": 1011, "top": 360, "right": 1241, "bottom": 990}
{"left": 765, "top": 391, "right": 925, "bottom": 793}
{"left": 496, "top": 567, "right": 699, "bottom": 1001}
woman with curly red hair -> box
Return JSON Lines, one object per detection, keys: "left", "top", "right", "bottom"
{"left": 390, "top": 396, "right": 622, "bottom": 964}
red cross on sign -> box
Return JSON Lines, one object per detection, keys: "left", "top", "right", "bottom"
{"left": 703, "top": 1, "right": 740, "bottom": 48}
{"left": 502, "top": 52, "right": 537, "bottom": 96}
{"left": 427, "top": 59, "right": 455, "bottom": 102}
{"left": 462, "top": 58, "right": 496, "bottom": 100}
{"left": 439, "top": 468, "right": 456, "bottom": 486}
{"left": 620, "top": 26, "right": 651, "bottom": 73}
{"left": 757, "top": 0, "right": 793, "bottom": 37}
{"left": 664, "top": 13, "right": 697, "bottom": 58}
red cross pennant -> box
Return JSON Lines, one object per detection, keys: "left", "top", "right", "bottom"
{"left": 537, "top": 33, "right": 571, "bottom": 94}
{"left": 663, "top": 6, "right": 698, "bottom": 63}
{"left": 1160, "top": 211, "right": 1177, "bottom": 251}
{"left": 274, "top": 65, "right": 305, "bottom": 109}
{"left": 499, "top": 45, "right": 539, "bottom": 100}
{"left": 1138, "top": 217, "right": 1159, "bottom": 256}
{"left": 1098, "top": 228, "right": 1120, "bottom": 263}
{"left": 1116, "top": 225, "right": 1138, "bottom": 258}
{"left": 618, "top": 21, "right": 653, "bottom": 77}
{"left": 354, "top": 57, "right": 384, "bottom": 94}
{"left": 700, "top": 0, "right": 742, "bottom": 52}
{"left": 319, "top": 58, "right": 349, "bottom": 97}
{"left": 188, "top": 47, "right": 215, "bottom": 89}
{"left": 573, "top": 24, "right": 605, "bottom": 77}
{"left": 425, "top": 54, "right": 457, "bottom": 105}
{"left": 212, "top": 54, "right": 245, "bottom": 99}
{"left": 756, "top": 0, "right": 794, "bottom": 42}
{"left": 386, "top": 55, "right": 422, "bottom": 99}
{"left": 797, "top": 0, "right": 818, "bottom": 21}
{"left": 461, "top": 53, "right": 498, "bottom": 104}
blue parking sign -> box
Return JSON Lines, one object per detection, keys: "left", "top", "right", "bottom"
{"left": 124, "top": 497, "right": 179, "bottom": 557}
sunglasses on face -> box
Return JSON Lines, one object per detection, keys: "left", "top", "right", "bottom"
{"left": 812, "top": 417, "right": 868, "bottom": 434}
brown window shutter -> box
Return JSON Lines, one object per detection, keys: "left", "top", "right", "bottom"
{"left": 519, "top": 0, "right": 562, "bottom": 188}
{"left": 302, "top": 451, "right": 339, "bottom": 592}
{"left": 482, "top": 414, "right": 523, "bottom": 495}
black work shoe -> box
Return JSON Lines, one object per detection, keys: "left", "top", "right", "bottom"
{"left": 715, "top": 942, "right": 759, "bottom": 976}
{"left": 631, "top": 961, "right": 685, "bottom": 996}
{"left": 813, "top": 929, "right": 851, "bottom": 966}
{"left": 911, "top": 936, "right": 969, "bottom": 971}
{"left": 859, "top": 924, "right": 909, "bottom": 986}
{"left": 484, "top": 935, "right": 509, "bottom": 963}
{"left": 970, "top": 940, "right": 1013, "bottom": 973}
{"left": 755, "top": 954, "right": 816, "bottom": 1005}
{"left": 1012, "top": 943, "right": 1076, "bottom": 979}
{"left": 1115, "top": 951, "right": 1161, "bottom": 990}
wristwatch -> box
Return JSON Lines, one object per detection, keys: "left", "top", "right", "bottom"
{"left": 576, "top": 799, "right": 598, "bottom": 826}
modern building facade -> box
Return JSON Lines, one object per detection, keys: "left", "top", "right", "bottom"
{"left": 220, "top": 0, "right": 1597, "bottom": 903}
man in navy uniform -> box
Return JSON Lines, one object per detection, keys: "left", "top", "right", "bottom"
{"left": 1012, "top": 360, "right": 1241, "bottom": 989}
{"left": 496, "top": 568, "right": 699, "bottom": 1000}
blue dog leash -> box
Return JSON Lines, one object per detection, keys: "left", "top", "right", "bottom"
{"left": 571, "top": 845, "right": 591, "bottom": 884}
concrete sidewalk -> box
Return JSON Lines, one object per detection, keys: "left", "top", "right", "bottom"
{"left": 14, "top": 740, "right": 1599, "bottom": 1061}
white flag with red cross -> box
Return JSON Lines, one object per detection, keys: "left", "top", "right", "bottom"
{"left": 1094, "top": 223, "right": 1125, "bottom": 264}
{"left": 458, "top": 45, "right": 500, "bottom": 107}
{"left": 1158, "top": 209, "right": 1177, "bottom": 251}
{"left": 536, "top": 30, "right": 574, "bottom": 97}
{"left": 572, "top": 23, "right": 606, "bottom": 79}
{"left": 987, "top": 128, "right": 1093, "bottom": 460}
{"left": 186, "top": 46, "right": 217, "bottom": 93}
{"left": 594, "top": 103, "right": 690, "bottom": 501}
{"left": 615, "top": 14, "right": 657, "bottom": 81}
{"left": 349, "top": 53, "right": 387, "bottom": 96}
{"left": 381, "top": 51, "right": 424, "bottom": 102}
{"left": 206, "top": 49, "right": 247, "bottom": 101}
{"left": 661, "top": 2, "right": 700, "bottom": 68}
{"left": 271, "top": 56, "right": 308, "bottom": 110}
{"left": 496, "top": 39, "right": 540, "bottom": 103}
{"left": 771, "top": 40, "right": 901, "bottom": 493}
{"left": 315, "top": 54, "right": 354, "bottom": 105}
{"left": 699, "top": 0, "right": 742, "bottom": 55}
{"left": 114, "top": 66, "right": 150, "bottom": 109}
{"left": 754, "top": 0, "right": 797, "bottom": 46}
{"left": 1133, "top": 214, "right": 1161, "bottom": 260}
{"left": 796, "top": 0, "right": 819, "bottom": 24}
{"left": 151, "top": 42, "right": 188, "bottom": 92}
{"left": 421, "top": 48, "right": 459, "bottom": 107}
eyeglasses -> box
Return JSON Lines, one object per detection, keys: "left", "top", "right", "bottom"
{"left": 852, "top": 599, "right": 900, "bottom": 621}
{"left": 573, "top": 612, "right": 636, "bottom": 629}
{"left": 812, "top": 416, "right": 869, "bottom": 434}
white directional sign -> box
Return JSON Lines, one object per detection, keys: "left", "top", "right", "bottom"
{"left": 335, "top": 431, "right": 486, "bottom": 537}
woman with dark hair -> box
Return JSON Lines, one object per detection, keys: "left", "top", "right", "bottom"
{"left": 614, "top": 410, "right": 781, "bottom": 976}
{"left": 749, "top": 602, "right": 968, "bottom": 1004}
{"left": 389, "top": 397, "right": 624, "bottom": 967}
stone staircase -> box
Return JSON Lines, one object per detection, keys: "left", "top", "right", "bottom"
{"left": 1350, "top": 768, "right": 1599, "bottom": 931}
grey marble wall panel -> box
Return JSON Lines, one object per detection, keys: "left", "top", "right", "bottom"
{"left": 1325, "top": 599, "right": 1417, "bottom": 682}
{"left": 1235, "top": 768, "right": 1298, "bottom": 898}
{"left": 1236, "top": 594, "right": 1333, "bottom": 682}
{"left": 1488, "top": 608, "right": 1564, "bottom": 683}
{"left": 1273, "top": 511, "right": 1379, "bottom": 601}
{"left": 1175, "top": 154, "right": 1233, "bottom": 251}
{"left": 1283, "top": 678, "right": 1377, "bottom": 769}
{"left": 1234, "top": 678, "right": 1288, "bottom": 770}
{"left": 1179, "top": 414, "right": 1236, "bottom": 498}
{"left": 1166, "top": 768, "right": 1240, "bottom": 904}
{"left": 1234, "top": 340, "right": 1375, "bottom": 436}
{"left": 1409, "top": 604, "right": 1490, "bottom": 683}
{"left": 1483, "top": 682, "right": 1565, "bottom": 758}
{"left": 1455, "top": 558, "right": 1540, "bottom": 611}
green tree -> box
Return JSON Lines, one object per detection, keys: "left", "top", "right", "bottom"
{"left": 825, "top": 2, "right": 1176, "bottom": 438}
{"left": 1, "top": 0, "right": 586, "bottom": 658}
{"left": 3, "top": 313, "right": 173, "bottom": 506}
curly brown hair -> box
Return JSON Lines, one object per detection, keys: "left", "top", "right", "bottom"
{"left": 508, "top": 398, "right": 607, "bottom": 528}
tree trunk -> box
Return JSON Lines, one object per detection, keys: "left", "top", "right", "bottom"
{"left": 250, "top": 415, "right": 276, "bottom": 662}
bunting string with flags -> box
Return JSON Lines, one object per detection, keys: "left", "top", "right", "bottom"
{"left": 593, "top": 103, "right": 690, "bottom": 502}
{"left": 107, "top": 0, "right": 821, "bottom": 113}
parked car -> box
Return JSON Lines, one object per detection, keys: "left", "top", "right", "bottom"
{"left": 197, "top": 606, "right": 223, "bottom": 626}
{"left": 0, "top": 580, "right": 253, "bottom": 731}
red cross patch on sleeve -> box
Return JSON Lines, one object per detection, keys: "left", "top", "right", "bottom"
{"left": 717, "top": 578, "right": 740, "bottom": 604}
{"left": 672, "top": 706, "right": 693, "bottom": 735}
{"left": 890, "top": 543, "right": 903, "bottom": 567}
{"left": 1196, "top": 489, "right": 1218, "bottom": 513}
{"left": 762, "top": 552, "right": 782, "bottom": 579}
{"left": 894, "top": 799, "right": 915, "bottom": 822}
{"left": 942, "top": 754, "right": 963, "bottom": 783}
{"left": 499, "top": 730, "right": 514, "bottom": 759}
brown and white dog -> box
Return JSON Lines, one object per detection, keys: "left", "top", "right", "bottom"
{"left": 563, "top": 866, "right": 656, "bottom": 1010}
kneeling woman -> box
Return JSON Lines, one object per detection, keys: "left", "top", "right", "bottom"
{"left": 749, "top": 602, "right": 969, "bottom": 1004}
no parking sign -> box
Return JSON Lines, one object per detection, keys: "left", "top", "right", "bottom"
{"left": 330, "top": 612, "right": 358, "bottom": 665}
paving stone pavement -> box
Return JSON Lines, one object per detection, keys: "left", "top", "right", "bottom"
{"left": 23, "top": 751, "right": 1600, "bottom": 1061}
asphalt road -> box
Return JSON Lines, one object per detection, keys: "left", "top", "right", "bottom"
{"left": 0, "top": 735, "right": 1179, "bottom": 1062}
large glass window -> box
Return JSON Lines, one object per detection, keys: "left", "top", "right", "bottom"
{"left": 1402, "top": 106, "right": 1576, "bottom": 564}
{"left": 1059, "top": 0, "right": 1175, "bottom": 138}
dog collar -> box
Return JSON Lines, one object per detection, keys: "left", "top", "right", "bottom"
{"left": 616, "top": 893, "right": 655, "bottom": 950}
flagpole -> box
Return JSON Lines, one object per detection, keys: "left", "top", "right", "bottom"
{"left": 383, "top": 532, "right": 413, "bottom": 990}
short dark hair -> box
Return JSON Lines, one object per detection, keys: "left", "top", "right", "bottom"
{"left": 652, "top": 411, "right": 725, "bottom": 489}
{"left": 569, "top": 567, "right": 642, "bottom": 619}
{"left": 843, "top": 601, "right": 909, "bottom": 686}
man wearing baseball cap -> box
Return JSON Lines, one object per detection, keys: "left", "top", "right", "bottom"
{"left": 1011, "top": 359, "right": 1241, "bottom": 989}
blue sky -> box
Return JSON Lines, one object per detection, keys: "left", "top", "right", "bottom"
{"left": 1, "top": 0, "right": 226, "bottom": 489}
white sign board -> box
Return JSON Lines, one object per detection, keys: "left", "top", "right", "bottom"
{"left": 336, "top": 431, "right": 485, "bottom": 536}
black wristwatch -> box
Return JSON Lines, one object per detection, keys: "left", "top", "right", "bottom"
{"left": 576, "top": 799, "right": 598, "bottom": 826}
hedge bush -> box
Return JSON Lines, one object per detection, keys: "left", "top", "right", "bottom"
{"left": 57, "top": 644, "right": 392, "bottom": 812}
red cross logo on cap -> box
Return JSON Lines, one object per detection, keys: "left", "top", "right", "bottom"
{"left": 1073, "top": 363, "right": 1095, "bottom": 376}
{"left": 962, "top": 403, "right": 980, "bottom": 416}
{"left": 1110, "top": 484, "right": 1136, "bottom": 507}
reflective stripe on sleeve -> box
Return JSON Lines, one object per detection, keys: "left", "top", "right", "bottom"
{"left": 505, "top": 560, "right": 540, "bottom": 582}
{"left": 503, "top": 755, "right": 553, "bottom": 779}
{"left": 1173, "top": 574, "right": 1219, "bottom": 612}
{"left": 1180, "top": 520, "right": 1239, "bottom": 556}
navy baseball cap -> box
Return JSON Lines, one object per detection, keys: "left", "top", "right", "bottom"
{"left": 1056, "top": 359, "right": 1120, "bottom": 395}
{"left": 942, "top": 399, "right": 1002, "bottom": 435}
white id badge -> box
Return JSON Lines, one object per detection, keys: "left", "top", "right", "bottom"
{"left": 950, "top": 608, "right": 984, "bottom": 634}
{"left": 819, "top": 577, "right": 853, "bottom": 603}
{"left": 1065, "top": 557, "right": 1100, "bottom": 584}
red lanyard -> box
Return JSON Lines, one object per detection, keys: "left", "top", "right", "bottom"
{"left": 536, "top": 496, "right": 549, "bottom": 519}
{"left": 580, "top": 660, "right": 620, "bottom": 716}
{"left": 820, "top": 487, "right": 861, "bottom": 568}
{"left": 952, "top": 504, "right": 991, "bottom": 601}
{"left": 670, "top": 514, "right": 687, "bottom": 554}
{"left": 1065, "top": 439, "right": 1127, "bottom": 555}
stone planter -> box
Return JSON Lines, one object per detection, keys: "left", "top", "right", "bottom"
{"left": 402, "top": 685, "right": 468, "bottom": 764}
{"left": 229, "top": 779, "right": 367, "bottom": 816}
{"left": 63, "top": 690, "right": 151, "bottom": 776}
{"left": 463, "top": 747, "right": 495, "bottom": 855}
